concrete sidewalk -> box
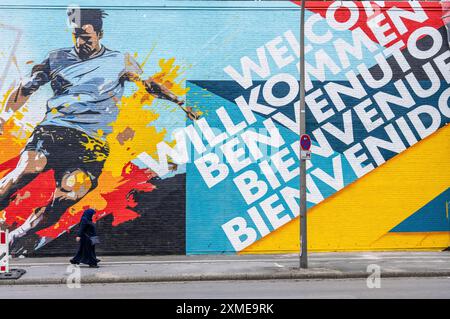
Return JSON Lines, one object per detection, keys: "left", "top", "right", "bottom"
{"left": 2, "top": 252, "right": 450, "bottom": 285}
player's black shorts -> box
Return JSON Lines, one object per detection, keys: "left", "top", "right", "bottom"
{"left": 23, "top": 125, "right": 110, "bottom": 189}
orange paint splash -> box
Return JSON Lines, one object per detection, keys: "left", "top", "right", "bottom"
{"left": 0, "top": 89, "right": 33, "bottom": 181}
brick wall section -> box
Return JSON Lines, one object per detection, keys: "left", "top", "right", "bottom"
{"left": 31, "top": 174, "right": 186, "bottom": 257}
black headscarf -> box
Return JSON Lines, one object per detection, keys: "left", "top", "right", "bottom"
{"left": 81, "top": 208, "right": 96, "bottom": 223}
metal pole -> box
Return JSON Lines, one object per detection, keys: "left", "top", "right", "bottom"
{"left": 299, "top": 0, "right": 308, "bottom": 269}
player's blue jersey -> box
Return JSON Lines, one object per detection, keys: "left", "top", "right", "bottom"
{"left": 26, "top": 46, "right": 140, "bottom": 139}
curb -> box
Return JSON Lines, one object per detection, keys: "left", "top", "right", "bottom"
{"left": 2, "top": 270, "right": 450, "bottom": 285}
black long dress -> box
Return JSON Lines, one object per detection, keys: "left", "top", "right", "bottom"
{"left": 70, "top": 211, "right": 99, "bottom": 266}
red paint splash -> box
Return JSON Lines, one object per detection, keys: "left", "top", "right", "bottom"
{"left": 3, "top": 170, "right": 55, "bottom": 227}
{"left": 3, "top": 161, "right": 157, "bottom": 239}
{"left": 0, "top": 156, "right": 20, "bottom": 177}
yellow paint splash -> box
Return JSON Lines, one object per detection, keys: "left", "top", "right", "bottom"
{"left": 101, "top": 80, "right": 164, "bottom": 177}
{"left": 0, "top": 86, "right": 14, "bottom": 114}
{"left": 101, "top": 57, "right": 188, "bottom": 176}
{"left": 70, "top": 56, "right": 189, "bottom": 214}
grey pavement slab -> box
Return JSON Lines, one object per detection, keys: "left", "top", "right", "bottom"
{"left": 1, "top": 252, "right": 449, "bottom": 285}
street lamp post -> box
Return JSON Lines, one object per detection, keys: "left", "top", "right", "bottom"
{"left": 299, "top": 0, "right": 308, "bottom": 269}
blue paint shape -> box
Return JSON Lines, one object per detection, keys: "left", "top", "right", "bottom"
{"left": 390, "top": 188, "right": 450, "bottom": 233}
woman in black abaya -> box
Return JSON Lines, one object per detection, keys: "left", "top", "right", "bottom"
{"left": 70, "top": 208, "right": 100, "bottom": 268}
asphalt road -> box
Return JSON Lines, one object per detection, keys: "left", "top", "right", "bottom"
{"left": 2, "top": 277, "right": 450, "bottom": 299}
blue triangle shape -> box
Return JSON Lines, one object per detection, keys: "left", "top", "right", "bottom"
{"left": 390, "top": 188, "right": 450, "bottom": 233}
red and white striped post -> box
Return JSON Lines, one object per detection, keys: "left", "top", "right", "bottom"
{"left": 0, "top": 229, "right": 9, "bottom": 273}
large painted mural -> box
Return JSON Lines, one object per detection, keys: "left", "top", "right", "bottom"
{"left": 0, "top": 1, "right": 449, "bottom": 256}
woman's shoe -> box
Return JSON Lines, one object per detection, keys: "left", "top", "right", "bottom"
{"left": 89, "top": 264, "right": 99, "bottom": 268}
{"left": 70, "top": 259, "right": 79, "bottom": 265}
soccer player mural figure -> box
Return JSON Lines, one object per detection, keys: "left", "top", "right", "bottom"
{"left": 0, "top": 8, "right": 198, "bottom": 253}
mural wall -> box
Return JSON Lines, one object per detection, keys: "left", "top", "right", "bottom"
{"left": 0, "top": 1, "right": 448, "bottom": 256}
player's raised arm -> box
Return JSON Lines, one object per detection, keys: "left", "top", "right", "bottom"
{"left": 143, "top": 77, "right": 200, "bottom": 121}
{"left": 6, "top": 62, "right": 50, "bottom": 112}
{"left": 0, "top": 61, "right": 50, "bottom": 134}
{"left": 121, "top": 68, "right": 200, "bottom": 121}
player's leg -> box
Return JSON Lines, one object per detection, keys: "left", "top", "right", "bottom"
{"left": 0, "top": 150, "right": 47, "bottom": 210}
{"left": 55, "top": 169, "right": 93, "bottom": 202}
{"left": 8, "top": 126, "right": 108, "bottom": 250}
{"left": 8, "top": 169, "right": 94, "bottom": 246}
